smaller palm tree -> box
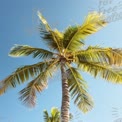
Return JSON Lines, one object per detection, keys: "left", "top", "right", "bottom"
{"left": 43, "top": 107, "right": 60, "bottom": 122}
{"left": 43, "top": 107, "right": 73, "bottom": 122}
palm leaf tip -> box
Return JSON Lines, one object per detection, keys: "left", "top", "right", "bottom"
{"left": 0, "top": 74, "right": 20, "bottom": 95}
{"left": 0, "top": 81, "right": 6, "bottom": 95}
{"left": 37, "top": 11, "right": 48, "bottom": 25}
{"left": 37, "top": 11, "right": 51, "bottom": 32}
{"left": 82, "top": 12, "right": 107, "bottom": 34}
{"left": 87, "top": 12, "right": 107, "bottom": 24}
{"left": 76, "top": 93, "right": 94, "bottom": 113}
{"left": 9, "top": 44, "right": 33, "bottom": 57}
{"left": 19, "top": 77, "right": 48, "bottom": 107}
{"left": 9, "top": 44, "right": 23, "bottom": 57}
{"left": 9, "top": 44, "right": 54, "bottom": 59}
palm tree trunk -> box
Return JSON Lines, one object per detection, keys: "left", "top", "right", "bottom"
{"left": 60, "top": 61, "right": 70, "bottom": 122}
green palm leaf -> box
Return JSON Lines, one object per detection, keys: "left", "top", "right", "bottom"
{"left": 63, "top": 12, "right": 107, "bottom": 52}
{"left": 9, "top": 45, "right": 54, "bottom": 59}
{"left": 38, "top": 11, "right": 61, "bottom": 51}
{"left": 0, "top": 62, "right": 47, "bottom": 95}
{"left": 66, "top": 64, "right": 93, "bottom": 113}
{"left": 37, "top": 11, "right": 51, "bottom": 31}
{"left": 43, "top": 107, "right": 60, "bottom": 122}
{"left": 75, "top": 46, "right": 122, "bottom": 66}
{"left": 38, "top": 11, "right": 63, "bottom": 54}
{"left": 78, "top": 60, "right": 122, "bottom": 84}
{"left": 41, "top": 29, "right": 63, "bottom": 51}
{"left": 19, "top": 75, "right": 47, "bottom": 107}
{"left": 63, "top": 26, "right": 85, "bottom": 51}
{"left": 51, "top": 107, "right": 60, "bottom": 122}
{"left": 19, "top": 59, "right": 59, "bottom": 107}
{"left": 43, "top": 110, "right": 50, "bottom": 122}
{"left": 0, "top": 60, "right": 57, "bottom": 95}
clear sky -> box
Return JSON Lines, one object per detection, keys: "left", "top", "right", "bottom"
{"left": 0, "top": 0, "right": 122, "bottom": 122}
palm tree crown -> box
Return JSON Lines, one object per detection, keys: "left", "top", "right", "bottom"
{"left": 43, "top": 107, "right": 73, "bottom": 122}
{"left": 43, "top": 107, "right": 60, "bottom": 122}
{"left": 1, "top": 11, "right": 122, "bottom": 121}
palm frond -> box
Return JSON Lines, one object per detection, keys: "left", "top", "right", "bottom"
{"left": 51, "top": 107, "right": 60, "bottom": 122}
{"left": 63, "top": 12, "right": 107, "bottom": 52}
{"left": 43, "top": 107, "right": 60, "bottom": 122}
{"left": 75, "top": 46, "right": 122, "bottom": 66}
{"left": 9, "top": 45, "right": 54, "bottom": 59}
{"left": 66, "top": 64, "right": 94, "bottom": 113}
{"left": 0, "top": 62, "right": 48, "bottom": 95}
{"left": 51, "top": 107, "right": 59, "bottom": 116}
{"left": 19, "top": 75, "right": 48, "bottom": 107}
{"left": 63, "top": 26, "right": 85, "bottom": 51}
{"left": 38, "top": 11, "right": 59, "bottom": 51}
{"left": 43, "top": 110, "right": 50, "bottom": 122}
{"left": 41, "top": 29, "right": 63, "bottom": 52}
{"left": 38, "top": 11, "right": 63, "bottom": 54}
{"left": 19, "top": 59, "right": 59, "bottom": 107}
{"left": 0, "top": 59, "right": 58, "bottom": 95}
{"left": 37, "top": 11, "right": 51, "bottom": 31}
{"left": 78, "top": 60, "right": 122, "bottom": 84}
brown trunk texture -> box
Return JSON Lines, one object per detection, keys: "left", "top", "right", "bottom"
{"left": 61, "top": 61, "right": 70, "bottom": 122}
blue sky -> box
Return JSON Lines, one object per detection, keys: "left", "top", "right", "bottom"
{"left": 0, "top": 0, "right": 122, "bottom": 122}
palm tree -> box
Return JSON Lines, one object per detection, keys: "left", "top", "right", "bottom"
{"left": 43, "top": 107, "right": 73, "bottom": 122}
{"left": 1, "top": 11, "right": 122, "bottom": 122}
{"left": 43, "top": 107, "right": 60, "bottom": 122}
